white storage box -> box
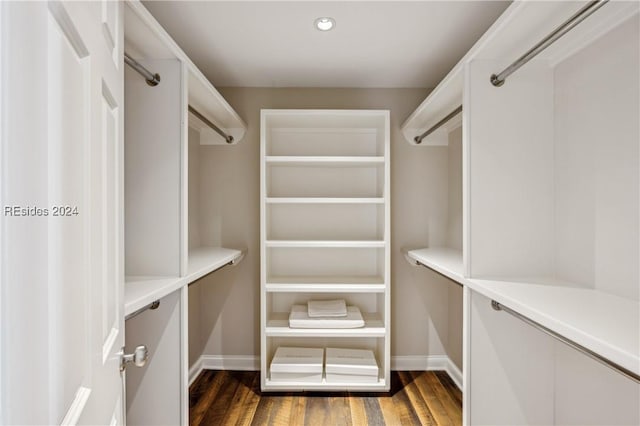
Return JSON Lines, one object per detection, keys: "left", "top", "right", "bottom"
{"left": 325, "top": 348, "right": 379, "bottom": 383}
{"left": 269, "top": 347, "right": 324, "bottom": 383}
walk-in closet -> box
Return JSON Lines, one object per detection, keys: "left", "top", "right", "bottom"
{"left": 1, "top": 0, "right": 638, "bottom": 425}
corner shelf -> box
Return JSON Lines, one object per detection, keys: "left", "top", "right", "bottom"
{"left": 186, "top": 247, "right": 243, "bottom": 284}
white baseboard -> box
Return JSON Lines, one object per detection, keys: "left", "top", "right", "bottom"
{"left": 390, "top": 355, "right": 462, "bottom": 390}
{"left": 445, "top": 358, "right": 463, "bottom": 390}
{"left": 188, "top": 357, "right": 204, "bottom": 386}
{"left": 189, "top": 354, "right": 462, "bottom": 390}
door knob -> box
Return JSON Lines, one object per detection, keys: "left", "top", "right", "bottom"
{"left": 119, "top": 345, "right": 149, "bottom": 372}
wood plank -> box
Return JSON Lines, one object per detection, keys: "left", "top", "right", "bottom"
{"left": 289, "top": 395, "right": 306, "bottom": 425}
{"left": 348, "top": 396, "right": 367, "bottom": 426}
{"left": 250, "top": 394, "right": 274, "bottom": 426}
{"left": 304, "top": 394, "right": 331, "bottom": 426}
{"left": 189, "top": 370, "right": 227, "bottom": 426}
{"left": 199, "top": 371, "right": 241, "bottom": 425}
{"left": 328, "top": 395, "right": 352, "bottom": 426}
{"left": 425, "top": 371, "right": 463, "bottom": 425}
{"left": 391, "top": 372, "right": 423, "bottom": 425}
{"left": 377, "top": 395, "right": 402, "bottom": 425}
{"left": 220, "top": 371, "right": 261, "bottom": 426}
{"left": 396, "top": 371, "right": 437, "bottom": 425}
{"left": 363, "top": 397, "right": 385, "bottom": 426}
{"left": 435, "top": 371, "right": 463, "bottom": 406}
{"left": 410, "top": 371, "right": 454, "bottom": 426}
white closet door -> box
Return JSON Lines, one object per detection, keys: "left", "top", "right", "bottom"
{"left": 1, "top": 1, "right": 124, "bottom": 424}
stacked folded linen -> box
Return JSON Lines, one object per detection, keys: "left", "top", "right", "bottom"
{"left": 289, "top": 304, "right": 365, "bottom": 328}
{"left": 307, "top": 299, "right": 347, "bottom": 317}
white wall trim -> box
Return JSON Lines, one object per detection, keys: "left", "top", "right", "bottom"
{"left": 188, "top": 357, "right": 204, "bottom": 386}
{"left": 189, "top": 354, "right": 463, "bottom": 390}
{"left": 391, "top": 355, "right": 448, "bottom": 371}
{"left": 190, "top": 355, "right": 260, "bottom": 384}
{"left": 445, "top": 358, "right": 463, "bottom": 390}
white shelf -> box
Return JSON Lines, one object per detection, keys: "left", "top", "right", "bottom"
{"left": 401, "top": 1, "right": 639, "bottom": 145}
{"left": 266, "top": 312, "right": 385, "bottom": 337}
{"left": 266, "top": 197, "right": 384, "bottom": 204}
{"left": 406, "top": 248, "right": 639, "bottom": 376}
{"left": 263, "top": 378, "right": 387, "bottom": 392}
{"left": 125, "top": 247, "right": 243, "bottom": 317}
{"left": 187, "top": 246, "right": 243, "bottom": 284}
{"left": 266, "top": 276, "right": 385, "bottom": 293}
{"left": 266, "top": 240, "right": 385, "bottom": 248}
{"left": 125, "top": 276, "right": 182, "bottom": 316}
{"left": 467, "top": 278, "right": 640, "bottom": 377}
{"left": 124, "top": 0, "right": 246, "bottom": 144}
{"left": 265, "top": 156, "right": 384, "bottom": 167}
{"left": 406, "top": 247, "right": 464, "bottom": 283}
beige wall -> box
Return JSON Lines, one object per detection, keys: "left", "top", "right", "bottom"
{"left": 188, "top": 87, "right": 463, "bottom": 366}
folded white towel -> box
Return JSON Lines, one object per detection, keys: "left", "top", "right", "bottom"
{"left": 289, "top": 305, "right": 365, "bottom": 329}
{"left": 307, "top": 299, "right": 347, "bottom": 317}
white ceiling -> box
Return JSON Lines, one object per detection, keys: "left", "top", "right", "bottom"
{"left": 142, "top": 1, "right": 510, "bottom": 88}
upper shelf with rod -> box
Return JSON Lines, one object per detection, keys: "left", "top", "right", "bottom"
{"left": 401, "top": 0, "right": 636, "bottom": 145}
{"left": 124, "top": 0, "right": 246, "bottom": 145}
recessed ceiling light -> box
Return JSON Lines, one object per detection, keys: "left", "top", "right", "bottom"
{"left": 314, "top": 17, "right": 335, "bottom": 32}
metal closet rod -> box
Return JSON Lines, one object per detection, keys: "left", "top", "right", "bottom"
{"left": 411, "top": 259, "right": 463, "bottom": 288}
{"left": 490, "top": 0, "right": 608, "bottom": 87}
{"left": 188, "top": 105, "right": 234, "bottom": 144}
{"left": 124, "top": 52, "right": 161, "bottom": 86}
{"left": 491, "top": 300, "right": 640, "bottom": 383}
{"left": 125, "top": 300, "right": 160, "bottom": 321}
{"left": 414, "top": 105, "right": 462, "bottom": 144}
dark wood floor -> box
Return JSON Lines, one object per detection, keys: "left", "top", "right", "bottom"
{"left": 190, "top": 370, "right": 462, "bottom": 425}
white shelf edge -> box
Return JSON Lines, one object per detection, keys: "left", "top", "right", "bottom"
{"left": 124, "top": 276, "right": 184, "bottom": 316}
{"left": 263, "top": 378, "right": 387, "bottom": 391}
{"left": 265, "top": 156, "right": 385, "bottom": 165}
{"left": 125, "top": 246, "right": 243, "bottom": 317}
{"left": 266, "top": 313, "right": 385, "bottom": 337}
{"left": 266, "top": 197, "right": 384, "bottom": 204}
{"left": 405, "top": 247, "right": 464, "bottom": 283}
{"left": 266, "top": 284, "right": 386, "bottom": 293}
{"left": 266, "top": 240, "right": 385, "bottom": 248}
{"left": 404, "top": 247, "right": 639, "bottom": 377}
{"left": 186, "top": 246, "right": 244, "bottom": 284}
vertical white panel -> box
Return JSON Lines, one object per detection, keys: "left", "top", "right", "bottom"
{"left": 47, "top": 5, "right": 90, "bottom": 422}
{"left": 101, "top": 81, "right": 120, "bottom": 362}
{"left": 467, "top": 59, "right": 555, "bottom": 278}
{"left": 554, "top": 16, "right": 639, "bottom": 300}
{"left": 555, "top": 342, "right": 640, "bottom": 425}
{"left": 124, "top": 59, "right": 182, "bottom": 277}
{"left": 469, "top": 291, "right": 554, "bottom": 425}
{"left": 125, "top": 291, "right": 182, "bottom": 425}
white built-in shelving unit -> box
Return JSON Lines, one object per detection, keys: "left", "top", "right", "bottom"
{"left": 402, "top": 1, "right": 640, "bottom": 424}
{"left": 122, "top": 1, "right": 245, "bottom": 424}
{"left": 260, "top": 109, "right": 390, "bottom": 391}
